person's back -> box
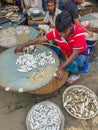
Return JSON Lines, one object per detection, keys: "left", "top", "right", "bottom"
{"left": 65, "top": 0, "right": 79, "bottom": 23}
{"left": 65, "top": 0, "right": 93, "bottom": 37}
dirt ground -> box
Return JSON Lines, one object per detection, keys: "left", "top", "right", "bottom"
{"left": 0, "top": 2, "right": 98, "bottom": 128}
{"left": 0, "top": 40, "right": 98, "bottom": 130}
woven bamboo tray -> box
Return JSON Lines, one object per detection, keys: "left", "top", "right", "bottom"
{"left": 88, "top": 27, "right": 98, "bottom": 33}
{"left": 79, "top": 7, "right": 92, "bottom": 16}
{"left": 30, "top": 70, "right": 68, "bottom": 95}
{"left": 26, "top": 101, "right": 65, "bottom": 130}
{"left": 62, "top": 85, "right": 98, "bottom": 120}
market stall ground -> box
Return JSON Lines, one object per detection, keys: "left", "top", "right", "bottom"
{"left": 0, "top": 2, "right": 98, "bottom": 130}
{"left": 0, "top": 41, "right": 98, "bottom": 130}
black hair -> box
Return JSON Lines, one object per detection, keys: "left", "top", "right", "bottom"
{"left": 47, "top": 0, "right": 56, "bottom": 5}
{"left": 55, "top": 10, "right": 72, "bottom": 32}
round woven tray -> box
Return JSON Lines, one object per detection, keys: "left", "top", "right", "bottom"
{"left": 26, "top": 101, "right": 65, "bottom": 130}
{"left": 30, "top": 71, "right": 68, "bottom": 95}
{"left": 85, "top": 32, "right": 98, "bottom": 41}
{"left": 79, "top": 7, "right": 93, "bottom": 16}
{"left": 88, "top": 27, "right": 98, "bottom": 33}
{"left": 62, "top": 85, "right": 98, "bottom": 120}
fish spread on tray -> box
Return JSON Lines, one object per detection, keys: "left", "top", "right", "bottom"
{"left": 63, "top": 85, "right": 98, "bottom": 119}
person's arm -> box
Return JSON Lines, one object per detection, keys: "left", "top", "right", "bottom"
{"left": 56, "top": 49, "right": 80, "bottom": 80}
{"left": 28, "top": 20, "right": 45, "bottom": 25}
{"left": 43, "top": 12, "right": 50, "bottom": 24}
{"left": 49, "top": 24, "right": 55, "bottom": 28}
{"left": 15, "top": 36, "right": 47, "bottom": 53}
{"left": 20, "top": 0, "right": 25, "bottom": 9}
{"left": 13, "top": 0, "right": 16, "bottom": 5}
{"left": 74, "top": 18, "right": 93, "bottom": 37}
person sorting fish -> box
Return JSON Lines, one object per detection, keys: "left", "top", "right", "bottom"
{"left": 15, "top": 11, "right": 89, "bottom": 85}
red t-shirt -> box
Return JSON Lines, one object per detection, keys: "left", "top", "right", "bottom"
{"left": 46, "top": 24, "right": 87, "bottom": 56}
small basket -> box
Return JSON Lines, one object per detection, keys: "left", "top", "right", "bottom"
{"left": 30, "top": 71, "right": 68, "bottom": 95}
{"left": 26, "top": 101, "right": 65, "bottom": 130}
{"left": 79, "top": 7, "right": 93, "bottom": 16}
{"left": 62, "top": 85, "right": 98, "bottom": 120}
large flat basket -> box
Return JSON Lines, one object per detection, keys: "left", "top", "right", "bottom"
{"left": 0, "top": 44, "right": 68, "bottom": 94}
{"left": 79, "top": 7, "right": 92, "bottom": 16}
{"left": 30, "top": 71, "right": 68, "bottom": 95}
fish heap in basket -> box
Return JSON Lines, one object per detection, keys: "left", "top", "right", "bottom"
{"left": 0, "top": 5, "right": 19, "bottom": 16}
{"left": 0, "top": 5, "right": 19, "bottom": 22}
{"left": 16, "top": 46, "right": 55, "bottom": 72}
{"left": 0, "top": 27, "right": 17, "bottom": 47}
{"left": 0, "top": 25, "right": 38, "bottom": 48}
{"left": 85, "top": 32, "right": 98, "bottom": 41}
{"left": 26, "top": 101, "right": 65, "bottom": 130}
{"left": 62, "top": 85, "right": 98, "bottom": 119}
{"left": 8, "top": 13, "right": 21, "bottom": 22}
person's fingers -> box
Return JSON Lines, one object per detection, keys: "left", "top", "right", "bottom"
{"left": 14, "top": 46, "right": 21, "bottom": 54}
{"left": 28, "top": 21, "right": 31, "bottom": 24}
{"left": 14, "top": 48, "right": 18, "bottom": 53}
{"left": 56, "top": 73, "right": 62, "bottom": 80}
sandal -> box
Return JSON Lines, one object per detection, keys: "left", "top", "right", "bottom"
{"left": 65, "top": 74, "right": 80, "bottom": 86}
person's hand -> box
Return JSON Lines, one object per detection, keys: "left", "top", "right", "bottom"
{"left": 49, "top": 24, "right": 55, "bottom": 28}
{"left": 88, "top": 31, "right": 93, "bottom": 37}
{"left": 0, "top": 16, "right": 5, "bottom": 18}
{"left": 56, "top": 67, "right": 65, "bottom": 80}
{"left": 26, "top": 6, "right": 31, "bottom": 10}
{"left": 28, "top": 20, "right": 35, "bottom": 25}
{"left": 14, "top": 44, "right": 24, "bottom": 53}
{"left": 21, "top": 4, "right": 25, "bottom": 9}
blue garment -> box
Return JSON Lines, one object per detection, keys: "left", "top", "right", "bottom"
{"left": 48, "top": 41, "right": 61, "bottom": 56}
{"left": 15, "top": 0, "right": 21, "bottom": 6}
{"left": 79, "top": 60, "right": 89, "bottom": 73}
{"left": 59, "top": 0, "right": 65, "bottom": 10}
{"left": 66, "top": 55, "right": 89, "bottom": 73}
{"left": 42, "top": 0, "right": 48, "bottom": 11}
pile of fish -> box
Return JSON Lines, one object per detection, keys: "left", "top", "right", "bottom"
{"left": 29, "top": 66, "right": 54, "bottom": 84}
{"left": 16, "top": 50, "right": 55, "bottom": 72}
{"left": 0, "top": 27, "right": 15, "bottom": 36}
{"left": 0, "top": 26, "right": 36, "bottom": 47}
{"left": 16, "top": 26, "right": 30, "bottom": 34}
{"left": 16, "top": 26, "right": 31, "bottom": 44}
{"left": 0, "top": 5, "right": 19, "bottom": 17}
{"left": 8, "top": 13, "right": 21, "bottom": 22}
{"left": 26, "top": 101, "right": 64, "bottom": 130}
{"left": 0, "top": 36, "right": 17, "bottom": 47}
{"left": 63, "top": 85, "right": 98, "bottom": 119}
{"left": 16, "top": 34, "right": 30, "bottom": 44}
{"left": 0, "top": 27, "right": 16, "bottom": 47}
{"left": 85, "top": 32, "right": 98, "bottom": 41}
